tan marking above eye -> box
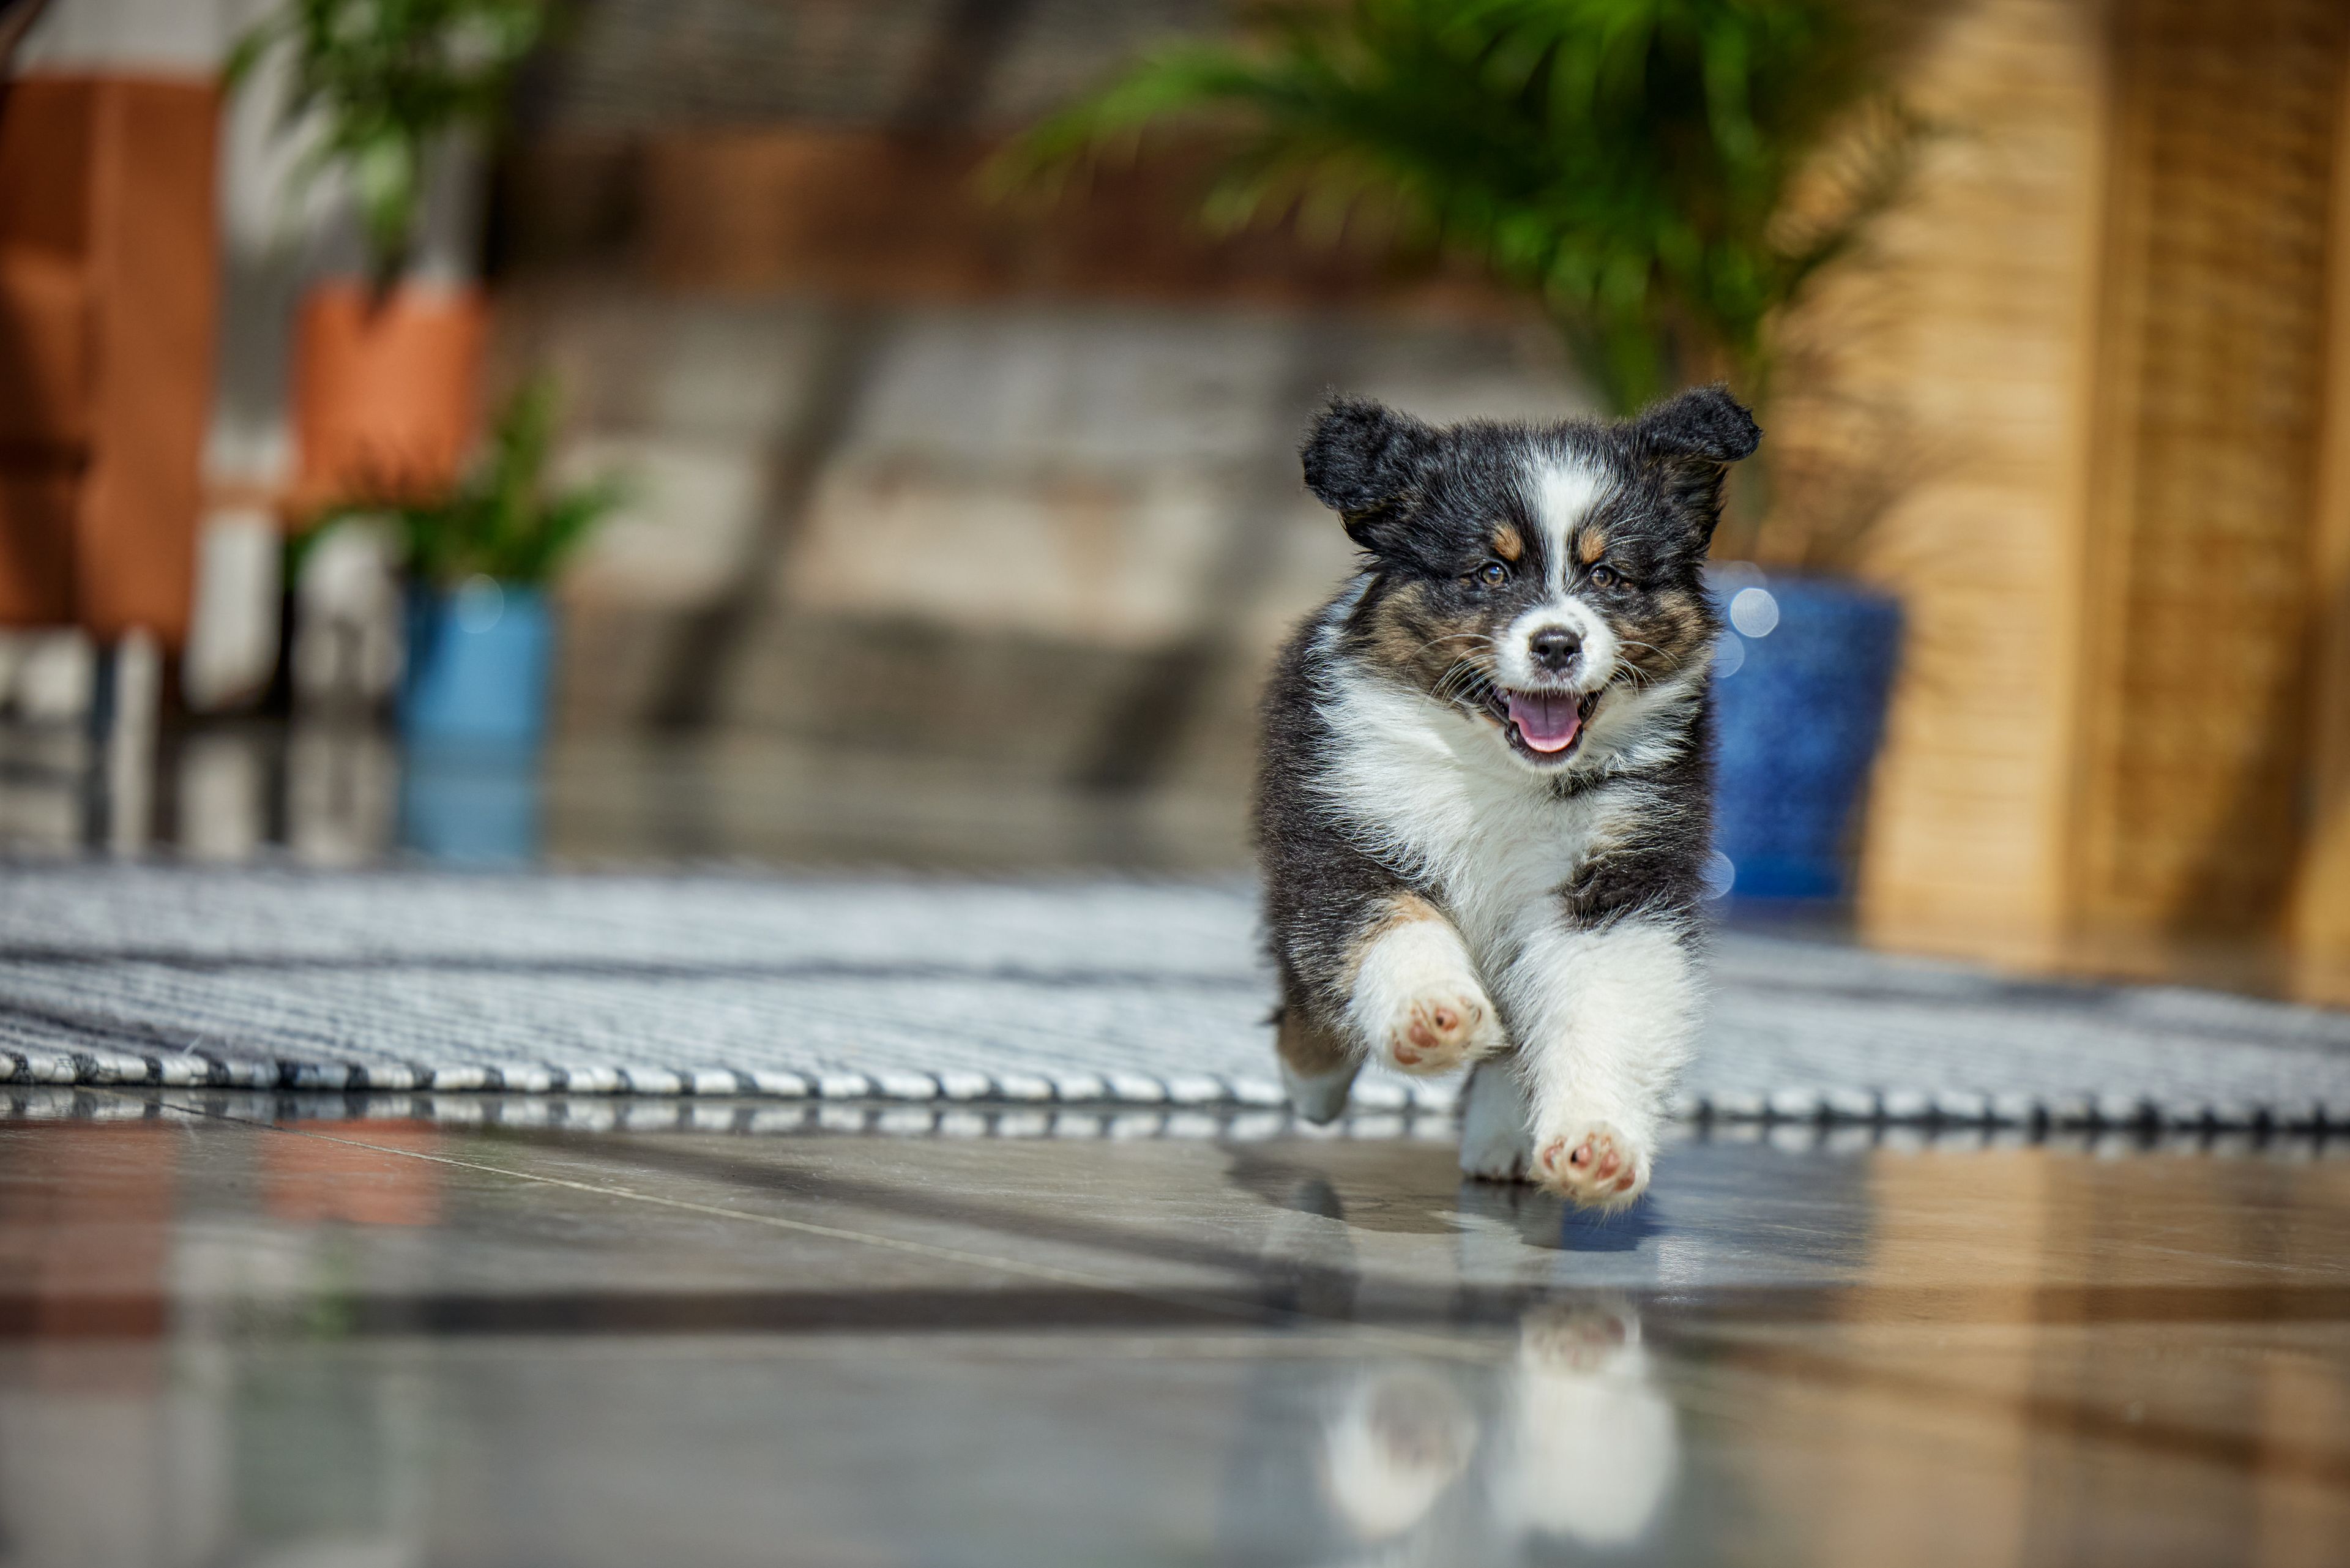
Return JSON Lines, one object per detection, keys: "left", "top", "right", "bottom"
{"left": 1576, "top": 529, "right": 1607, "bottom": 566}
{"left": 1491, "top": 525, "right": 1524, "bottom": 562}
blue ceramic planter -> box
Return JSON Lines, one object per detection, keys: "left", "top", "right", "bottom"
{"left": 1710, "top": 575, "right": 1902, "bottom": 900}
{"left": 401, "top": 580, "right": 554, "bottom": 749}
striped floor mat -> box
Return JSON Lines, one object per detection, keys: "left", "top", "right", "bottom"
{"left": 3, "top": 865, "right": 2345, "bottom": 1127}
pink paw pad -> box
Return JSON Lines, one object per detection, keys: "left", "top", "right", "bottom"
{"left": 1534, "top": 1124, "right": 1647, "bottom": 1208}
{"left": 1389, "top": 998, "right": 1480, "bottom": 1069}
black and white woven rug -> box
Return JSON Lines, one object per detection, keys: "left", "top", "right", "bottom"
{"left": 4, "top": 865, "right": 2346, "bottom": 1127}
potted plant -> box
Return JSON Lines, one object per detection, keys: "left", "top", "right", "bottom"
{"left": 1012, "top": 0, "right": 1917, "bottom": 899}
{"left": 322, "top": 376, "right": 621, "bottom": 750}
{"left": 229, "top": 0, "right": 550, "bottom": 509}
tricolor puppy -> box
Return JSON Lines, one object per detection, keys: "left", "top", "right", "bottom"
{"left": 1256, "top": 386, "right": 1759, "bottom": 1208}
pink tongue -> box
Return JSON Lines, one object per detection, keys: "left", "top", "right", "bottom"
{"left": 1506, "top": 692, "right": 1582, "bottom": 753}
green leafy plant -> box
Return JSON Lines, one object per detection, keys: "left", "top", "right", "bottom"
{"left": 321, "top": 378, "right": 624, "bottom": 588}
{"left": 228, "top": 0, "right": 549, "bottom": 291}
{"left": 1005, "top": 0, "right": 1912, "bottom": 416}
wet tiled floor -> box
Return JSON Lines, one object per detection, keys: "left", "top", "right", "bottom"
{"left": 2, "top": 1093, "right": 2345, "bottom": 1567}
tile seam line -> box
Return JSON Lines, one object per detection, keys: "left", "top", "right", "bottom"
{"left": 129, "top": 1089, "right": 1499, "bottom": 1365}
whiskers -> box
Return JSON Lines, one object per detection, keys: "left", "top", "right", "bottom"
{"left": 1390, "top": 630, "right": 1501, "bottom": 716}
{"left": 1400, "top": 630, "right": 1494, "bottom": 665}
{"left": 1433, "top": 654, "right": 1501, "bottom": 715}
{"left": 1612, "top": 638, "right": 1690, "bottom": 695}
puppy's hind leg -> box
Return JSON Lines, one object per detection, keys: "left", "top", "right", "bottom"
{"left": 1458, "top": 1056, "right": 1534, "bottom": 1182}
{"left": 1277, "top": 1004, "right": 1359, "bottom": 1126}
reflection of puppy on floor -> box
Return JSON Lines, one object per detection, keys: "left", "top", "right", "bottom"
{"left": 1319, "top": 1369, "right": 1479, "bottom": 1547}
{"left": 1258, "top": 388, "right": 1760, "bottom": 1209}
{"left": 1312, "top": 1299, "right": 1677, "bottom": 1561}
{"left": 1499, "top": 1301, "right": 1679, "bottom": 1549}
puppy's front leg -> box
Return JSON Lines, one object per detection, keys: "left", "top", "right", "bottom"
{"left": 1288, "top": 888, "right": 1504, "bottom": 1124}
{"left": 1498, "top": 919, "right": 1698, "bottom": 1209}
{"left": 1276, "top": 889, "right": 1505, "bottom": 1123}
{"left": 1344, "top": 894, "right": 1510, "bottom": 1077}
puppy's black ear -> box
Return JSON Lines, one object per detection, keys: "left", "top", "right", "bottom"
{"left": 1301, "top": 397, "right": 1438, "bottom": 550}
{"left": 1631, "top": 384, "right": 1761, "bottom": 464}
{"left": 1627, "top": 385, "right": 1759, "bottom": 543}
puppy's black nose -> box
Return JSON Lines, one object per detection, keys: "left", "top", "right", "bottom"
{"left": 1529, "top": 628, "right": 1581, "bottom": 672}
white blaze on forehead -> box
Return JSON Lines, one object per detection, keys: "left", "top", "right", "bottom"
{"left": 1494, "top": 453, "right": 1620, "bottom": 697}
{"left": 1532, "top": 457, "right": 1609, "bottom": 591}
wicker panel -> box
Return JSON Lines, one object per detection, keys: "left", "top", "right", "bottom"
{"left": 2292, "top": 42, "right": 2350, "bottom": 1004}
{"left": 1814, "top": 0, "right": 2116, "bottom": 958}
{"left": 2069, "top": 0, "right": 2349, "bottom": 938}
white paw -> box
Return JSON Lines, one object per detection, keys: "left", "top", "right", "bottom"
{"left": 1350, "top": 916, "right": 1504, "bottom": 1077}
{"left": 1377, "top": 988, "right": 1504, "bottom": 1076}
{"left": 1531, "top": 1120, "right": 1651, "bottom": 1211}
{"left": 1283, "top": 1058, "right": 1360, "bottom": 1126}
{"left": 1457, "top": 1060, "right": 1533, "bottom": 1182}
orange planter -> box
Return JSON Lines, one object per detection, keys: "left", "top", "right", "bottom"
{"left": 291, "top": 280, "right": 487, "bottom": 510}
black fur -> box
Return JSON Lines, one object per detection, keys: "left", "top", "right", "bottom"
{"left": 1630, "top": 385, "right": 1759, "bottom": 547}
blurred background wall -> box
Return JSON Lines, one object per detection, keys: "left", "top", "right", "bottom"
{"left": 485, "top": 0, "right": 1594, "bottom": 869}
{"left": 6, "top": 0, "right": 2350, "bottom": 1004}
{"left": 1766, "top": 0, "right": 2350, "bottom": 999}
{"left": 495, "top": 0, "right": 2350, "bottom": 1001}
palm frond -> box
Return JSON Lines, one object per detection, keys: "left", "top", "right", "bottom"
{"left": 1000, "top": 0, "right": 1913, "bottom": 415}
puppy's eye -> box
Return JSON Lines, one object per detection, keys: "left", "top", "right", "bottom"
{"left": 1590, "top": 565, "right": 1622, "bottom": 589}
{"left": 1477, "top": 561, "right": 1509, "bottom": 586}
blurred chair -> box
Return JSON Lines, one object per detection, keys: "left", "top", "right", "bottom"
{"left": 0, "top": 73, "right": 218, "bottom": 651}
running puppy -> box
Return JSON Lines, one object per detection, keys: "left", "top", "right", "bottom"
{"left": 1256, "top": 386, "right": 1759, "bottom": 1208}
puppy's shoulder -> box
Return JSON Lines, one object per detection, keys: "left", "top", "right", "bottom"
{"left": 1262, "top": 577, "right": 1369, "bottom": 739}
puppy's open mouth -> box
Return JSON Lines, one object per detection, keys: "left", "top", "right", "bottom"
{"left": 1490, "top": 687, "right": 1600, "bottom": 764}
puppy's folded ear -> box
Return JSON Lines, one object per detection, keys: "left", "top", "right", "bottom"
{"left": 1630, "top": 384, "right": 1761, "bottom": 465}
{"left": 1627, "top": 385, "right": 1760, "bottom": 543}
{"left": 1301, "top": 397, "right": 1439, "bottom": 551}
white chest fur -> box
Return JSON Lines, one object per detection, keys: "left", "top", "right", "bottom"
{"left": 1310, "top": 664, "right": 1654, "bottom": 969}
